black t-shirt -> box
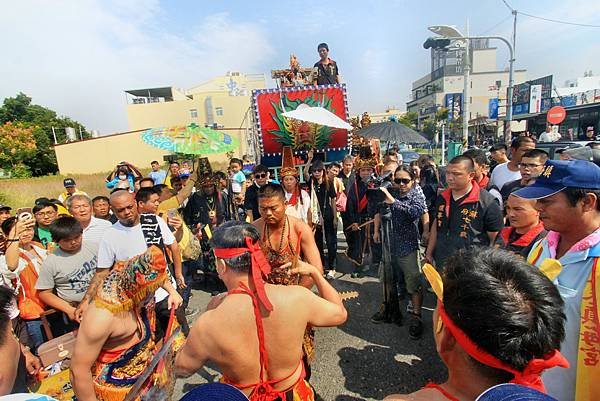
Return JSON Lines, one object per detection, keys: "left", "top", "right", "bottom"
{"left": 500, "top": 179, "right": 525, "bottom": 202}
{"left": 313, "top": 60, "right": 339, "bottom": 85}
{"left": 244, "top": 183, "right": 261, "bottom": 219}
{"left": 309, "top": 177, "right": 336, "bottom": 219}
{"left": 433, "top": 187, "right": 504, "bottom": 265}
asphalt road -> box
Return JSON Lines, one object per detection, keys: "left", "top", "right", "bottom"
{"left": 173, "top": 243, "right": 446, "bottom": 401}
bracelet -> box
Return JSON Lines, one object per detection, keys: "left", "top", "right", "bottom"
{"left": 6, "top": 238, "right": 19, "bottom": 242}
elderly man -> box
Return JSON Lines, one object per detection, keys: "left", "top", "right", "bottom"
{"left": 66, "top": 194, "right": 111, "bottom": 249}
{"left": 385, "top": 248, "right": 567, "bottom": 401}
{"left": 514, "top": 159, "right": 600, "bottom": 401}
{"left": 174, "top": 221, "right": 346, "bottom": 400}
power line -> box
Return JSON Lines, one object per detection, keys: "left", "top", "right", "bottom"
{"left": 501, "top": 0, "right": 514, "bottom": 12}
{"left": 518, "top": 11, "right": 600, "bottom": 28}
{"left": 479, "top": 14, "right": 513, "bottom": 35}
{"left": 499, "top": 0, "right": 600, "bottom": 28}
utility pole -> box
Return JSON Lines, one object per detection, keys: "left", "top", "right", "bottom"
{"left": 462, "top": 19, "right": 470, "bottom": 150}
{"left": 504, "top": 8, "right": 518, "bottom": 145}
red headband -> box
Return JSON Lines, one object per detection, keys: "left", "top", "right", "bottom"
{"left": 437, "top": 300, "right": 568, "bottom": 393}
{"left": 214, "top": 237, "right": 273, "bottom": 312}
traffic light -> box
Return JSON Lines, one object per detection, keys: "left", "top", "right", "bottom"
{"left": 423, "top": 37, "right": 451, "bottom": 50}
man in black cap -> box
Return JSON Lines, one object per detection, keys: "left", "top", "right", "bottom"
{"left": 58, "top": 177, "right": 87, "bottom": 204}
{"left": 313, "top": 42, "right": 340, "bottom": 85}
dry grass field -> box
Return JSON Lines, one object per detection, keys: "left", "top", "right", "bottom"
{"left": 0, "top": 172, "right": 117, "bottom": 208}
{"left": 0, "top": 158, "right": 230, "bottom": 209}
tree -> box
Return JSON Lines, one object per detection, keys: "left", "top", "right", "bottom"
{"left": 398, "top": 111, "right": 418, "bottom": 129}
{"left": 0, "top": 122, "right": 37, "bottom": 177}
{"left": 0, "top": 92, "right": 89, "bottom": 175}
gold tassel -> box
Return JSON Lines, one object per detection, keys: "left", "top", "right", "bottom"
{"left": 94, "top": 276, "right": 166, "bottom": 314}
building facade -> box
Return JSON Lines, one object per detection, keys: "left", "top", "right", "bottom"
{"left": 407, "top": 40, "right": 527, "bottom": 138}
{"left": 512, "top": 73, "right": 600, "bottom": 140}
{"left": 125, "top": 72, "right": 266, "bottom": 131}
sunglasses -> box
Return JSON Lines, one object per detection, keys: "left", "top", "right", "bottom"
{"left": 255, "top": 173, "right": 268, "bottom": 179}
{"left": 394, "top": 178, "right": 412, "bottom": 185}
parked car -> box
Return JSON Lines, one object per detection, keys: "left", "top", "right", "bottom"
{"left": 535, "top": 141, "right": 589, "bottom": 160}
{"left": 399, "top": 150, "right": 420, "bottom": 163}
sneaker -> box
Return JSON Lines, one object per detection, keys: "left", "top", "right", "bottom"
{"left": 408, "top": 313, "right": 423, "bottom": 339}
{"left": 326, "top": 270, "right": 337, "bottom": 280}
{"left": 371, "top": 305, "right": 388, "bottom": 324}
{"left": 185, "top": 306, "right": 200, "bottom": 317}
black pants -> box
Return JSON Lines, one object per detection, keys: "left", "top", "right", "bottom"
{"left": 155, "top": 298, "right": 189, "bottom": 338}
{"left": 315, "top": 213, "right": 337, "bottom": 270}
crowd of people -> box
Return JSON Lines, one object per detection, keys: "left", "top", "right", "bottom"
{"left": 0, "top": 136, "right": 599, "bottom": 401}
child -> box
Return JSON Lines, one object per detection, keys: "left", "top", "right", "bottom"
{"left": 229, "top": 158, "right": 246, "bottom": 198}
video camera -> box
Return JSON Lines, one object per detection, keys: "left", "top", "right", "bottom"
{"left": 366, "top": 170, "right": 393, "bottom": 204}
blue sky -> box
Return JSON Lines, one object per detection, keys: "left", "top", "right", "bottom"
{"left": 1, "top": 0, "right": 599, "bottom": 133}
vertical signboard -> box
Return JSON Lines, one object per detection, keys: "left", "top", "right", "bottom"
{"left": 529, "top": 84, "right": 542, "bottom": 114}
{"left": 445, "top": 93, "right": 462, "bottom": 121}
{"left": 488, "top": 98, "right": 499, "bottom": 119}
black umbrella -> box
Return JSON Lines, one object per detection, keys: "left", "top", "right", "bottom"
{"left": 356, "top": 121, "right": 429, "bottom": 144}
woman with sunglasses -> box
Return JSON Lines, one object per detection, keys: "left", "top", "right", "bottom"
{"left": 374, "top": 166, "right": 427, "bottom": 339}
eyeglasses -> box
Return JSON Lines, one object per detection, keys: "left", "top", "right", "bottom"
{"left": 255, "top": 173, "right": 268, "bottom": 179}
{"left": 519, "top": 163, "right": 542, "bottom": 169}
{"left": 394, "top": 178, "right": 412, "bottom": 185}
{"left": 313, "top": 169, "right": 323, "bottom": 173}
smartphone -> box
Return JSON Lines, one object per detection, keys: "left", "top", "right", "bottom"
{"left": 16, "top": 207, "right": 33, "bottom": 221}
{"left": 167, "top": 208, "right": 178, "bottom": 219}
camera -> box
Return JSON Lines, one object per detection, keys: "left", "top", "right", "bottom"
{"left": 366, "top": 171, "right": 393, "bottom": 204}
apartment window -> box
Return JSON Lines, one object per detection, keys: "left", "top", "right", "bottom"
{"left": 215, "top": 107, "right": 224, "bottom": 116}
{"left": 190, "top": 109, "right": 198, "bottom": 118}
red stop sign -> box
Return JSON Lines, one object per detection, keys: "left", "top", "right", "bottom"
{"left": 547, "top": 106, "right": 567, "bottom": 125}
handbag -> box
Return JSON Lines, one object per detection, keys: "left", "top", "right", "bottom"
{"left": 37, "top": 330, "right": 78, "bottom": 367}
{"left": 336, "top": 191, "right": 347, "bottom": 212}
{"left": 181, "top": 225, "right": 201, "bottom": 261}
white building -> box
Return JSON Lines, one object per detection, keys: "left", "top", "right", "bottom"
{"left": 407, "top": 39, "right": 527, "bottom": 137}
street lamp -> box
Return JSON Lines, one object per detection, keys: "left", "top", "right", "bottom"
{"left": 426, "top": 25, "right": 515, "bottom": 146}
{"left": 428, "top": 25, "right": 470, "bottom": 149}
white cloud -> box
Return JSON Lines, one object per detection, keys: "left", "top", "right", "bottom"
{"left": 0, "top": 1, "right": 274, "bottom": 133}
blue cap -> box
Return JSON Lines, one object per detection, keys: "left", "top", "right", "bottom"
{"left": 179, "top": 383, "right": 249, "bottom": 401}
{"left": 476, "top": 384, "right": 557, "bottom": 401}
{"left": 514, "top": 159, "right": 600, "bottom": 200}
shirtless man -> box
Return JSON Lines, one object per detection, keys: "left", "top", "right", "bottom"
{"left": 252, "top": 183, "right": 323, "bottom": 288}
{"left": 70, "top": 246, "right": 182, "bottom": 401}
{"left": 174, "top": 221, "right": 347, "bottom": 400}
